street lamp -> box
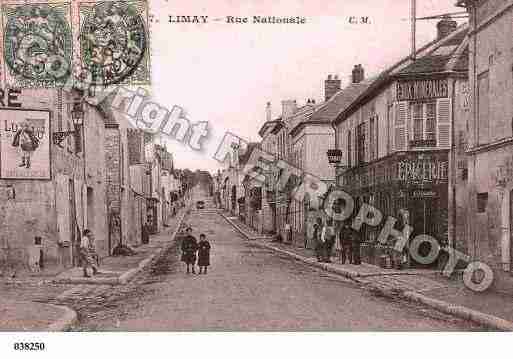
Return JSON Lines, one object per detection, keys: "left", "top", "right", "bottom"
{"left": 326, "top": 148, "right": 343, "bottom": 165}
{"left": 52, "top": 99, "right": 85, "bottom": 148}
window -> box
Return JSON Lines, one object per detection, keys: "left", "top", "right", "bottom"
{"left": 412, "top": 103, "right": 423, "bottom": 141}
{"left": 426, "top": 103, "right": 436, "bottom": 141}
{"left": 387, "top": 104, "right": 393, "bottom": 154}
{"left": 409, "top": 102, "right": 437, "bottom": 147}
{"left": 477, "top": 193, "right": 488, "bottom": 213}
{"left": 477, "top": 71, "right": 490, "bottom": 144}
{"left": 369, "top": 117, "right": 375, "bottom": 160}
{"left": 356, "top": 123, "right": 365, "bottom": 165}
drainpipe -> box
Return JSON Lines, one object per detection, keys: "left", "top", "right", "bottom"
{"left": 471, "top": 3, "right": 478, "bottom": 261}
{"left": 450, "top": 78, "right": 457, "bottom": 250}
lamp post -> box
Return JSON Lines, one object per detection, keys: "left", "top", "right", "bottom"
{"left": 326, "top": 148, "right": 345, "bottom": 186}
{"left": 326, "top": 148, "right": 346, "bottom": 218}
{"left": 52, "top": 98, "right": 85, "bottom": 149}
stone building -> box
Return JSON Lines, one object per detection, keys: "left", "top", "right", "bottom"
{"left": 257, "top": 103, "right": 280, "bottom": 235}
{"left": 333, "top": 20, "right": 469, "bottom": 268}
{"left": 127, "top": 127, "right": 149, "bottom": 246}
{"left": 0, "top": 88, "right": 108, "bottom": 271}
{"left": 457, "top": 0, "right": 513, "bottom": 292}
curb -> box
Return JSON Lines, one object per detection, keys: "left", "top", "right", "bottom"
{"left": 45, "top": 303, "right": 78, "bottom": 331}
{"left": 118, "top": 207, "right": 189, "bottom": 285}
{"left": 219, "top": 212, "right": 274, "bottom": 241}
{"left": 403, "top": 291, "right": 513, "bottom": 331}
{"left": 56, "top": 207, "right": 189, "bottom": 287}
{"left": 220, "top": 211, "right": 513, "bottom": 331}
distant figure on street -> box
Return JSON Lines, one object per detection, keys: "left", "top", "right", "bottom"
{"left": 351, "top": 223, "right": 362, "bottom": 265}
{"left": 322, "top": 218, "right": 335, "bottom": 263}
{"left": 141, "top": 222, "right": 150, "bottom": 244}
{"left": 313, "top": 217, "right": 324, "bottom": 262}
{"left": 339, "top": 221, "right": 353, "bottom": 264}
{"left": 181, "top": 227, "right": 198, "bottom": 274}
{"left": 197, "top": 233, "right": 211, "bottom": 274}
{"left": 284, "top": 222, "right": 292, "bottom": 245}
{"left": 80, "top": 229, "right": 99, "bottom": 277}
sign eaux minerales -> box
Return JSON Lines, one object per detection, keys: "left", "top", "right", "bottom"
{"left": 396, "top": 79, "right": 448, "bottom": 101}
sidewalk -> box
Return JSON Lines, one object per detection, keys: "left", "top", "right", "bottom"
{"left": 0, "top": 205, "right": 190, "bottom": 331}
{"left": 221, "top": 211, "right": 513, "bottom": 331}
{"left": 0, "top": 298, "right": 76, "bottom": 331}
{"left": 55, "top": 206, "right": 189, "bottom": 285}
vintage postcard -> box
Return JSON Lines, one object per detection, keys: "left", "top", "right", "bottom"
{"left": 0, "top": 0, "right": 512, "bottom": 357}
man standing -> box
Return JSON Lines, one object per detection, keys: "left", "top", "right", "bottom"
{"left": 351, "top": 224, "right": 362, "bottom": 265}
{"left": 313, "top": 218, "right": 324, "bottom": 262}
{"left": 339, "top": 221, "right": 353, "bottom": 264}
{"left": 323, "top": 219, "right": 335, "bottom": 263}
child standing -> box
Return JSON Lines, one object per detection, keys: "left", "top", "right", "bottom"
{"left": 197, "top": 233, "right": 211, "bottom": 274}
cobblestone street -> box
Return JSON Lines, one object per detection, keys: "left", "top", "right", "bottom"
{"left": 46, "top": 205, "right": 483, "bottom": 331}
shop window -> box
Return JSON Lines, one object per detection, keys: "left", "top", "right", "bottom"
{"left": 477, "top": 193, "right": 488, "bottom": 213}
{"left": 410, "top": 102, "right": 437, "bottom": 147}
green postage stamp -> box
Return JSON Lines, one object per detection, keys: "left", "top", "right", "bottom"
{"left": 1, "top": 1, "right": 150, "bottom": 88}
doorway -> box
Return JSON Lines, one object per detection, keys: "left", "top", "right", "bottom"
{"left": 410, "top": 198, "right": 438, "bottom": 267}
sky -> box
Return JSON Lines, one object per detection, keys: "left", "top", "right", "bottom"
{"left": 148, "top": 0, "right": 465, "bottom": 173}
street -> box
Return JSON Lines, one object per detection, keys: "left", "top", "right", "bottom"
{"left": 52, "top": 196, "right": 482, "bottom": 331}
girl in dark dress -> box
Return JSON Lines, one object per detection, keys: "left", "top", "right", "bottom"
{"left": 197, "top": 233, "right": 211, "bottom": 274}
{"left": 181, "top": 227, "right": 198, "bottom": 274}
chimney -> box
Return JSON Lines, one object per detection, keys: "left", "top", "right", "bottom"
{"left": 265, "top": 102, "right": 272, "bottom": 122}
{"left": 324, "top": 74, "right": 341, "bottom": 101}
{"left": 437, "top": 16, "right": 457, "bottom": 40}
{"left": 281, "top": 99, "right": 297, "bottom": 120}
{"left": 351, "top": 64, "right": 365, "bottom": 84}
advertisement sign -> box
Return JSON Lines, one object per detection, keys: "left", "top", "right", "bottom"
{"left": 397, "top": 157, "right": 448, "bottom": 183}
{"left": 0, "top": 109, "right": 51, "bottom": 179}
{"left": 396, "top": 79, "right": 448, "bottom": 101}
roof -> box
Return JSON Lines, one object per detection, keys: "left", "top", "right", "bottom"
{"left": 394, "top": 27, "right": 468, "bottom": 76}
{"left": 258, "top": 119, "right": 280, "bottom": 138}
{"left": 287, "top": 79, "right": 373, "bottom": 137}
{"left": 309, "top": 80, "right": 374, "bottom": 123}
{"left": 334, "top": 23, "right": 469, "bottom": 125}
{"left": 238, "top": 142, "right": 260, "bottom": 166}
{"left": 270, "top": 119, "right": 284, "bottom": 134}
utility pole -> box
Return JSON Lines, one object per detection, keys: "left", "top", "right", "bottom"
{"left": 411, "top": 0, "right": 416, "bottom": 60}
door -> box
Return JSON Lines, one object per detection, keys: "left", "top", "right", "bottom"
{"left": 410, "top": 198, "right": 438, "bottom": 267}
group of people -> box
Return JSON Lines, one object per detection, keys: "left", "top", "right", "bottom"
{"left": 311, "top": 218, "right": 361, "bottom": 265}
{"left": 181, "top": 227, "right": 211, "bottom": 274}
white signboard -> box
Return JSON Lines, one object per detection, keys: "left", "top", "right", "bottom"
{"left": 0, "top": 109, "right": 51, "bottom": 179}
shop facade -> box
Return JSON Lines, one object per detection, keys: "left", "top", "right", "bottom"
{"left": 342, "top": 151, "right": 449, "bottom": 267}
{"left": 334, "top": 21, "right": 469, "bottom": 268}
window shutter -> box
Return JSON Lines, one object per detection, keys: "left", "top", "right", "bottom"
{"left": 437, "top": 98, "right": 452, "bottom": 149}
{"left": 352, "top": 124, "right": 358, "bottom": 166}
{"left": 394, "top": 101, "right": 408, "bottom": 151}
{"left": 365, "top": 120, "right": 370, "bottom": 163}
